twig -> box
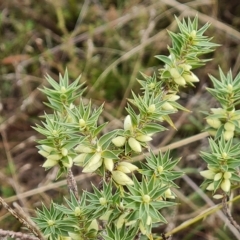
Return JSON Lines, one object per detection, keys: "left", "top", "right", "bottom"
{"left": 4, "top": 174, "right": 87, "bottom": 203}
{"left": 222, "top": 193, "right": 240, "bottom": 232}
{"left": 67, "top": 168, "right": 79, "bottom": 200}
{"left": 0, "top": 229, "right": 39, "bottom": 240}
{"left": 0, "top": 197, "right": 45, "bottom": 240}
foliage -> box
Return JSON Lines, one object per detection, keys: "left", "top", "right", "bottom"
{"left": 29, "top": 16, "right": 228, "bottom": 240}
{"left": 200, "top": 69, "right": 240, "bottom": 199}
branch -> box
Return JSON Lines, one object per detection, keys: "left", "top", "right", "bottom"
{"left": 0, "top": 229, "right": 39, "bottom": 240}
{"left": 67, "top": 168, "right": 79, "bottom": 200}
{"left": 222, "top": 193, "right": 240, "bottom": 232}
{"left": 0, "top": 196, "right": 45, "bottom": 240}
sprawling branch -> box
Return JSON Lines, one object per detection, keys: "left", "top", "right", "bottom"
{"left": 0, "top": 197, "right": 45, "bottom": 240}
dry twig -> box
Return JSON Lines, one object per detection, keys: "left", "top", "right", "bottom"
{"left": 0, "top": 229, "right": 39, "bottom": 240}
{"left": 67, "top": 168, "right": 79, "bottom": 200}
{"left": 222, "top": 193, "right": 240, "bottom": 232}
{"left": 0, "top": 197, "right": 45, "bottom": 240}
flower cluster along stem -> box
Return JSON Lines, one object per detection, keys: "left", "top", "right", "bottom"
{"left": 30, "top": 16, "right": 223, "bottom": 240}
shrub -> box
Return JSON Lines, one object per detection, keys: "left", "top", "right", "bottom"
{"left": 1, "top": 15, "right": 240, "bottom": 240}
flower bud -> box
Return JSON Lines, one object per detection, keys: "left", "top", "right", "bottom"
{"left": 210, "top": 108, "right": 225, "bottom": 115}
{"left": 146, "top": 215, "right": 152, "bottom": 225}
{"left": 208, "top": 165, "right": 218, "bottom": 172}
{"left": 208, "top": 129, "right": 217, "bottom": 137}
{"left": 60, "top": 86, "right": 67, "bottom": 93}
{"left": 157, "top": 166, "right": 164, "bottom": 173}
{"left": 119, "top": 201, "right": 124, "bottom": 209}
{"left": 68, "top": 233, "right": 82, "bottom": 240}
{"left": 169, "top": 68, "right": 181, "bottom": 78}
{"left": 61, "top": 148, "right": 68, "bottom": 156}
{"left": 99, "top": 197, "right": 107, "bottom": 206}
{"left": 88, "top": 219, "right": 98, "bottom": 232}
{"left": 228, "top": 109, "right": 235, "bottom": 117}
{"left": 82, "top": 153, "right": 102, "bottom": 173}
{"left": 222, "top": 152, "right": 228, "bottom": 159}
{"left": 117, "top": 164, "right": 131, "bottom": 173}
{"left": 38, "top": 150, "right": 50, "bottom": 158}
{"left": 74, "top": 207, "right": 81, "bottom": 216}
{"left": 66, "top": 115, "right": 73, "bottom": 123}
{"left": 214, "top": 172, "right": 223, "bottom": 181}
{"left": 52, "top": 130, "right": 59, "bottom": 136}
{"left": 104, "top": 158, "right": 114, "bottom": 172}
{"left": 165, "top": 189, "right": 175, "bottom": 199}
{"left": 221, "top": 178, "right": 231, "bottom": 192}
{"left": 190, "top": 30, "right": 197, "bottom": 38}
{"left": 79, "top": 118, "right": 86, "bottom": 127}
{"left": 159, "top": 117, "right": 164, "bottom": 122}
{"left": 136, "top": 134, "right": 152, "bottom": 142}
{"left": 231, "top": 114, "right": 240, "bottom": 120}
{"left": 147, "top": 104, "right": 156, "bottom": 113}
{"left": 161, "top": 102, "right": 175, "bottom": 111}
{"left": 223, "top": 172, "right": 232, "bottom": 179}
{"left": 118, "top": 162, "right": 138, "bottom": 172}
{"left": 173, "top": 76, "right": 186, "bottom": 86}
{"left": 47, "top": 154, "right": 62, "bottom": 161}
{"left": 227, "top": 84, "right": 233, "bottom": 92}
{"left": 223, "top": 130, "right": 234, "bottom": 141}
{"left": 178, "top": 64, "right": 192, "bottom": 71}
{"left": 59, "top": 236, "right": 71, "bottom": 240}
{"left": 164, "top": 94, "right": 180, "bottom": 102}
{"left": 42, "top": 159, "right": 58, "bottom": 168}
{"left": 74, "top": 144, "right": 94, "bottom": 153}
{"left": 213, "top": 194, "right": 223, "bottom": 199}
{"left": 112, "top": 136, "right": 126, "bottom": 147}
{"left": 124, "top": 115, "right": 133, "bottom": 131}
{"left": 128, "top": 137, "right": 142, "bottom": 153}
{"left": 200, "top": 170, "right": 215, "bottom": 179}
{"left": 112, "top": 171, "right": 134, "bottom": 185}
{"left": 62, "top": 156, "right": 73, "bottom": 168}
{"left": 206, "top": 118, "right": 221, "bottom": 129}
{"left": 47, "top": 219, "right": 55, "bottom": 226}
{"left": 183, "top": 72, "right": 199, "bottom": 82}
{"left": 139, "top": 222, "right": 147, "bottom": 235}
{"left": 224, "top": 122, "right": 235, "bottom": 132}
{"left": 69, "top": 103, "right": 75, "bottom": 110}
{"left": 86, "top": 153, "right": 102, "bottom": 167}
{"left": 73, "top": 153, "right": 87, "bottom": 167}
{"left": 148, "top": 82, "right": 155, "bottom": 89}
{"left": 116, "top": 212, "right": 128, "bottom": 229}
{"left": 142, "top": 194, "right": 151, "bottom": 203}
{"left": 99, "top": 210, "right": 113, "bottom": 221}
{"left": 206, "top": 183, "right": 214, "bottom": 191}
{"left": 41, "top": 145, "right": 55, "bottom": 153}
{"left": 126, "top": 219, "right": 137, "bottom": 226}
